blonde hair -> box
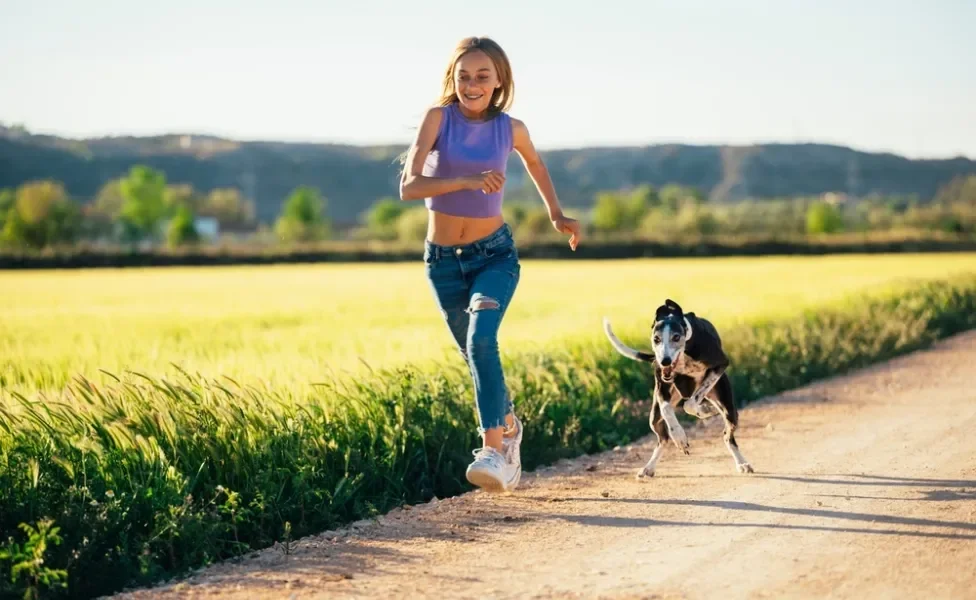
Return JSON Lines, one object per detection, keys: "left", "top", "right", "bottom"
{"left": 396, "top": 36, "right": 515, "bottom": 169}
{"left": 436, "top": 36, "right": 514, "bottom": 115}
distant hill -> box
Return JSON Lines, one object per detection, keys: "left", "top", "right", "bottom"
{"left": 2, "top": 124, "right": 974, "bottom": 225}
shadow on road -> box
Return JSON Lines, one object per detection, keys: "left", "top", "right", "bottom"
{"left": 523, "top": 472, "right": 976, "bottom": 541}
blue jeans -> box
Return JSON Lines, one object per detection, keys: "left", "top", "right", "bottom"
{"left": 424, "top": 223, "right": 521, "bottom": 434}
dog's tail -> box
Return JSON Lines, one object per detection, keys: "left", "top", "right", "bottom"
{"left": 602, "top": 317, "right": 654, "bottom": 363}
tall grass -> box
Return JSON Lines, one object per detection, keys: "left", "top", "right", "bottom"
{"left": 4, "top": 253, "right": 976, "bottom": 397}
{"left": 2, "top": 273, "right": 975, "bottom": 599}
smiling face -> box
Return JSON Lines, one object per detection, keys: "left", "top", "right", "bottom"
{"left": 437, "top": 37, "right": 514, "bottom": 117}
{"left": 453, "top": 49, "right": 501, "bottom": 116}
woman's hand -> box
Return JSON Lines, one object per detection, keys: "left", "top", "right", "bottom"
{"left": 551, "top": 214, "right": 582, "bottom": 251}
{"left": 465, "top": 170, "right": 506, "bottom": 194}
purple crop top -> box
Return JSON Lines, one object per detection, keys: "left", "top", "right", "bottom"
{"left": 422, "top": 102, "right": 513, "bottom": 218}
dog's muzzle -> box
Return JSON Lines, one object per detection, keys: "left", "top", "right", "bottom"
{"left": 661, "top": 365, "right": 675, "bottom": 381}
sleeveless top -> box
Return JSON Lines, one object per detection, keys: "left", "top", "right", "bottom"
{"left": 422, "top": 102, "right": 513, "bottom": 218}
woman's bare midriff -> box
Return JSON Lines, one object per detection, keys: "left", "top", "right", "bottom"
{"left": 426, "top": 210, "right": 506, "bottom": 246}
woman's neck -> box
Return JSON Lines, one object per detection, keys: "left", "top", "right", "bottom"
{"left": 456, "top": 102, "right": 488, "bottom": 121}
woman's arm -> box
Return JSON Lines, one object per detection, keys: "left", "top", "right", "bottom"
{"left": 512, "top": 117, "right": 582, "bottom": 250}
{"left": 399, "top": 107, "right": 504, "bottom": 201}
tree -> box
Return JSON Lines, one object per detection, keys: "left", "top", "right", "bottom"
{"left": 589, "top": 185, "right": 661, "bottom": 233}
{"left": 200, "top": 188, "right": 256, "bottom": 230}
{"left": 502, "top": 202, "right": 530, "bottom": 230}
{"left": 166, "top": 204, "right": 200, "bottom": 248}
{"left": 83, "top": 179, "right": 128, "bottom": 239}
{"left": 0, "top": 188, "right": 13, "bottom": 233}
{"left": 163, "top": 183, "right": 203, "bottom": 214}
{"left": 934, "top": 175, "right": 976, "bottom": 207}
{"left": 1, "top": 181, "right": 81, "bottom": 249}
{"left": 516, "top": 208, "right": 556, "bottom": 238}
{"left": 395, "top": 206, "right": 429, "bottom": 242}
{"left": 119, "top": 165, "right": 167, "bottom": 240}
{"left": 676, "top": 204, "right": 720, "bottom": 235}
{"left": 274, "top": 185, "right": 331, "bottom": 242}
{"left": 805, "top": 200, "right": 844, "bottom": 234}
{"left": 365, "top": 197, "right": 403, "bottom": 240}
{"left": 659, "top": 184, "right": 704, "bottom": 212}
{"left": 591, "top": 192, "right": 626, "bottom": 232}
{"left": 91, "top": 179, "right": 126, "bottom": 221}
{"left": 626, "top": 184, "right": 657, "bottom": 221}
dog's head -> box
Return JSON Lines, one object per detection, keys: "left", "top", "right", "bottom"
{"left": 651, "top": 299, "right": 693, "bottom": 382}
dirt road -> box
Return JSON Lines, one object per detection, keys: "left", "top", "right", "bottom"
{"left": 113, "top": 331, "right": 976, "bottom": 600}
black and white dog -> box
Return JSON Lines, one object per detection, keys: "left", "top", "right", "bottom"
{"left": 603, "top": 299, "right": 754, "bottom": 478}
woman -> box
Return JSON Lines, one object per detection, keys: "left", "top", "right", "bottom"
{"left": 399, "top": 36, "right": 582, "bottom": 492}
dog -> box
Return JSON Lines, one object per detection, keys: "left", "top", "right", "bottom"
{"left": 603, "top": 299, "right": 754, "bottom": 478}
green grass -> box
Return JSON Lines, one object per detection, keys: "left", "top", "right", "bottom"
{"left": 4, "top": 253, "right": 976, "bottom": 397}
{"left": 1, "top": 255, "right": 976, "bottom": 599}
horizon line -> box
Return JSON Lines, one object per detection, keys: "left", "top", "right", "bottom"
{"left": 3, "top": 121, "right": 974, "bottom": 162}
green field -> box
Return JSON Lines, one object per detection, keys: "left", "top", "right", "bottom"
{"left": 4, "top": 252, "right": 976, "bottom": 397}
{"left": 2, "top": 253, "right": 976, "bottom": 600}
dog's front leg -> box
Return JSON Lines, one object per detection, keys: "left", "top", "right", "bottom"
{"left": 684, "top": 365, "right": 726, "bottom": 418}
{"left": 660, "top": 401, "right": 690, "bottom": 454}
{"left": 655, "top": 373, "right": 690, "bottom": 455}
{"left": 638, "top": 401, "right": 667, "bottom": 478}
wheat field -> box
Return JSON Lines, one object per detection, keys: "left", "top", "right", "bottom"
{"left": 3, "top": 253, "right": 976, "bottom": 599}
{"left": 3, "top": 252, "right": 976, "bottom": 398}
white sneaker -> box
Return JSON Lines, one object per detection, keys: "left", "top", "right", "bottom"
{"left": 466, "top": 446, "right": 519, "bottom": 492}
{"left": 502, "top": 413, "right": 523, "bottom": 489}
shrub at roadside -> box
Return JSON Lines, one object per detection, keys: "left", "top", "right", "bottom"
{"left": 2, "top": 275, "right": 975, "bottom": 599}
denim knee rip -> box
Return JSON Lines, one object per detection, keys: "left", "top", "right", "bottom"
{"left": 467, "top": 293, "right": 500, "bottom": 313}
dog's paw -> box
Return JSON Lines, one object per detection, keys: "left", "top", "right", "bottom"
{"left": 671, "top": 429, "right": 691, "bottom": 455}
{"left": 636, "top": 465, "right": 655, "bottom": 479}
{"left": 736, "top": 462, "right": 755, "bottom": 474}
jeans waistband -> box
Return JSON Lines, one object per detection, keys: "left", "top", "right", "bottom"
{"left": 424, "top": 223, "right": 514, "bottom": 261}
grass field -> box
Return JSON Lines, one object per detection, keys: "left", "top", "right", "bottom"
{"left": 2, "top": 253, "right": 976, "bottom": 600}
{"left": 4, "top": 252, "right": 976, "bottom": 397}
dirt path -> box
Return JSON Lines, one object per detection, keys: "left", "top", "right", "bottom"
{"left": 113, "top": 331, "right": 976, "bottom": 600}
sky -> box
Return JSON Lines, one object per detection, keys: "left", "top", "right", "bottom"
{"left": 1, "top": 0, "right": 974, "bottom": 158}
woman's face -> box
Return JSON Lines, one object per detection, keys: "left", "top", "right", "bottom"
{"left": 454, "top": 50, "right": 500, "bottom": 116}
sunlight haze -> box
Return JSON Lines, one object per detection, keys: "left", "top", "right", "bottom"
{"left": 1, "top": 0, "right": 973, "bottom": 158}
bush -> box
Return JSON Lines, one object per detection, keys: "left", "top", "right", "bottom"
{"left": 274, "top": 186, "right": 332, "bottom": 243}
{"left": 3, "top": 274, "right": 976, "bottom": 598}
{"left": 166, "top": 205, "right": 200, "bottom": 248}
{"left": 1, "top": 181, "right": 81, "bottom": 250}
{"left": 591, "top": 192, "right": 627, "bottom": 232}
{"left": 806, "top": 200, "right": 844, "bottom": 234}
{"left": 365, "top": 197, "right": 404, "bottom": 240}
{"left": 395, "top": 205, "right": 430, "bottom": 242}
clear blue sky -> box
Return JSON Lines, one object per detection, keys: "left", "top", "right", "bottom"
{"left": 2, "top": 0, "right": 974, "bottom": 158}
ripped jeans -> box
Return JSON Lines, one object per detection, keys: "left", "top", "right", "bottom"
{"left": 424, "top": 223, "right": 521, "bottom": 434}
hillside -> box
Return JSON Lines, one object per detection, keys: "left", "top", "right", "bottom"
{"left": 2, "top": 124, "right": 974, "bottom": 224}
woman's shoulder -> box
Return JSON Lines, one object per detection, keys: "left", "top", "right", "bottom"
{"left": 412, "top": 105, "right": 450, "bottom": 144}
{"left": 419, "top": 105, "right": 448, "bottom": 127}
{"left": 507, "top": 114, "right": 531, "bottom": 144}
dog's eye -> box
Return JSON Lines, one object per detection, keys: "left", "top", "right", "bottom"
{"left": 653, "top": 337, "right": 661, "bottom": 344}
{"left": 672, "top": 334, "right": 681, "bottom": 342}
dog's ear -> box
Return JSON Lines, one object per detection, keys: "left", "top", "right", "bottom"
{"left": 654, "top": 304, "right": 672, "bottom": 322}
{"left": 683, "top": 316, "right": 693, "bottom": 340}
{"left": 664, "top": 298, "right": 683, "bottom": 316}
{"left": 656, "top": 299, "right": 685, "bottom": 323}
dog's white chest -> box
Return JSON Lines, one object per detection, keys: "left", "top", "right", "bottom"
{"left": 677, "top": 355, "right": 709, "bottom": 381}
